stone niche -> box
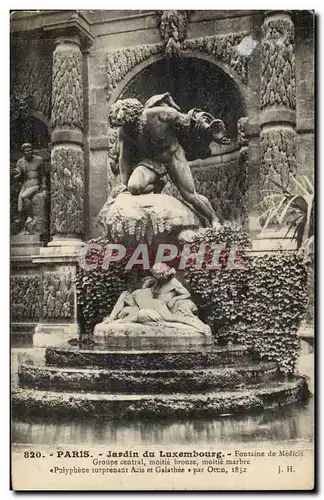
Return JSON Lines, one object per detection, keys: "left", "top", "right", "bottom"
{"left": 88, "top": 55, "right": 249, "bottom": 235}
{"left": 10, "top": 36, "right": 52, "bottom": 342}
{"left": 120, "top": 57, "right": 245, "bottom": 140}
{"left": 10, "top": 35, "right": 52, "bottom": 236}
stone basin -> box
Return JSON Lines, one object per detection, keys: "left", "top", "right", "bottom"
{"left": 93, "top": 321, "right": 213, "bottom": 350}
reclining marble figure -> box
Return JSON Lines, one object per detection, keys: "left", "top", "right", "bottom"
{"left": 103, "top": 263, "right": 211, "bottom": 334}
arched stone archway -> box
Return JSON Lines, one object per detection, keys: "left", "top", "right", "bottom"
{"left": 105, "top": 33, "right": 254, "bottom": 111}
{"left": 119, "top": 56, "right": 246, "bottom": 140}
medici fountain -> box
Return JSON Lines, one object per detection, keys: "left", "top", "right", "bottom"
{"left": 11, "top": 92, "right": 310, "bottom": 422}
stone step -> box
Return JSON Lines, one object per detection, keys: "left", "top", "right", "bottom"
{"left": 18, "top": 362, "right": 279, "bottom": 394}
{"left": 11, "top": 378, "right": 309, "bottom": 420}
{"left": 45, "top": 344, "right": 253, "bottom": 370}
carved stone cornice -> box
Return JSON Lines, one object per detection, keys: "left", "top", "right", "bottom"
{"left": 43, "top": 12, "right": 94, "bottom": 51}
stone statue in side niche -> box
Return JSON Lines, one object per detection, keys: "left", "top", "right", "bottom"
{"left": 108, "top": 92, "right": 231, "bottom": 227}
{"left": 12, "top": 143, "right": 48, "bottom": 235}
{"left": 102, "top": 263, "right": 211, "bottom": 334}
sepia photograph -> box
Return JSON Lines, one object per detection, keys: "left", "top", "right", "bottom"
{"left": 10, "top": 8, "right": 315, "bottom": 491}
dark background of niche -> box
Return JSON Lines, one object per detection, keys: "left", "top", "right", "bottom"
{"left": 120, "top": 57, "right": 245, "bottom": 140}
{"left": 10, "top": 117, "right": 50, "bottom": 151}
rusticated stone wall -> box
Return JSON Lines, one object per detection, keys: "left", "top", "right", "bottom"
{"left": 192, "top": 156, "right": 248, "bottom": 225}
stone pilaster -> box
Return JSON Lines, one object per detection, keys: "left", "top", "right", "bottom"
{"left": 260, "top": 11, "right": 297, "bottom": 195}
{"left": 34, "top": 16, "right": 93, "bottom": 346}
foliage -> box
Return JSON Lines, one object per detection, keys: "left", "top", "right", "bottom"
{"left": 183, "top": 227, "right": 308, "bottom": 374}
{"left": 259, "top": 175, "right": 314, "bottom": 254}
{"left": 157, "top": 10, "right": 190, "bottom": 57}
{"left": 183, "top": 223, "right": 251, "bottom": 343}
{"left": 75, "top": 237, "right": 130, "bottom": 335}
{"left": 76, "top": 227, "right": 308, "bottom": 374}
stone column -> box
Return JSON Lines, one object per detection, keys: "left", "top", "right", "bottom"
{"left": 260, "top": 11, "right": 297, "bottom": 194}
{"left": 254, "top": 11, "right": 297, "bottom": 253}
{"left": 34, "top": 18, "right": 93, "bottom": 347}
{"left": 50, "top": 35, "right": 85, "bottom": 242}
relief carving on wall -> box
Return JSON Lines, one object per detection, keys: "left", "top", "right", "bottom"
{"left": 10, "top": 95, "right": 35, "bottom": 121}
{"left": 50, "top": 147, "right": 84, "bottom": 236}
{"left": 42, "top": 270, "right": 74, "bottom": 320}
{"left": 260, "top": 16, "right": 296, "bottom": 110}
{"left": 11, "top": 275, "right": 40, "bottom": 322}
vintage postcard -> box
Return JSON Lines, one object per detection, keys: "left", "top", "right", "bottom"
{"left": 10, "top": 9, "right": 315, "bottom": 491}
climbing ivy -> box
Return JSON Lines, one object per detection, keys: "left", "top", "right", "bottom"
{"left": 75, "top": 237, "right": 130, "bottom": 335}
{"left": 76, "top": 228, "right": 308, "bottom": 374}
{"left": 184, "top": 228, "right": 308, "bottom": 374}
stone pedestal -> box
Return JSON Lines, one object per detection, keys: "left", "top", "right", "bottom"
{"left": 33, "top": 240, "right": 84, "bottom": 347}
{"left": 93, "top": 321, "right": 213, "bottom": 350}
{"left": 11, "top": 234, "right": 43, "bottom": 260}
